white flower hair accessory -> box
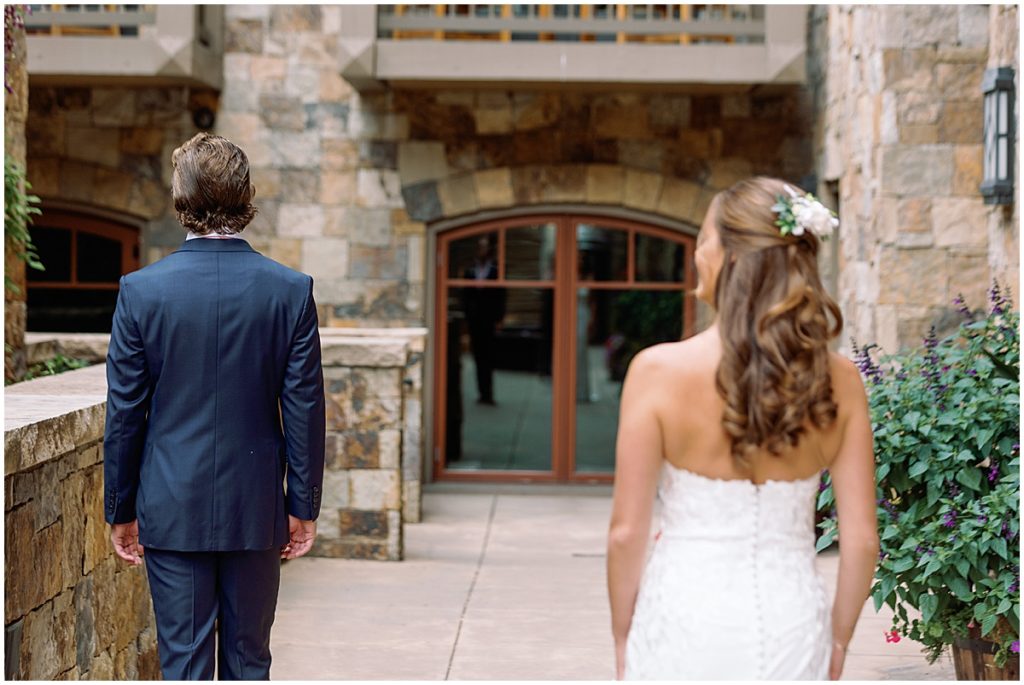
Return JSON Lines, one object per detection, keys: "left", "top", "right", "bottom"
{"left": 770, "top": 184, "right": 838, "bottom": 240}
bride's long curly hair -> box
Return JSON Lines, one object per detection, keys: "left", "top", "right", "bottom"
{"left": 711, "top": 177, "right": 843, "bottom": 466}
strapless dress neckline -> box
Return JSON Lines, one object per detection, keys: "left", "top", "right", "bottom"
{"left": 662, "top": 462, "right": 822, "bottom": 488}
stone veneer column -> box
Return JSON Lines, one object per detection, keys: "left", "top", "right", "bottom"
{"left": 218, "top": 5, "right": 422, "bottom": 328}
{"left": 315, "top": 334, "right": 417, "bottom": 560}
{"left": 5, "top": 14, "right": 29, "bottom": 382}
{"left": 819, "top": 5, "right": 1016, "bottom": 354}
{"left": 986, "top": 4, "right": 1019, "bottom": 292}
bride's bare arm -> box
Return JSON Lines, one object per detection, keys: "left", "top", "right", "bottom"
{"left": 827, "top": 359, "right": 880, "bottom": 672}
{"left": 607, "top": 349, "right": 665, "bottom": 675}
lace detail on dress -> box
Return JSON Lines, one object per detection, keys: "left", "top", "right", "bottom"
{"left": 624, "top": 464, "right": 831, "bottom": 680}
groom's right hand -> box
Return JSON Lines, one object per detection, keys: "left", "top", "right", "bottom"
{"left": 110, "top": 520, "right": 144, "bottom": 566}
{"left": 281, "top": 515, "right": 317, "bottom": 560}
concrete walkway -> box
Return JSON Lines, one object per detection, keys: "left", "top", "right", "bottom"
{"left": 270, "top": 490, "right": 955, "bottom": 680}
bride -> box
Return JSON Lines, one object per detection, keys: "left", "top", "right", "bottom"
{"left": 607, "top": 177, "right": 879, "bottom": 680}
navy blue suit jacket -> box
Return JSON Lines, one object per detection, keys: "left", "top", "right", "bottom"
{"left": 103, "top": 237, "right": 326, "bottom": 551}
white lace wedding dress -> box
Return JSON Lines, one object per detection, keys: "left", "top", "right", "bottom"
{"left": 624, "top": 463, "right": 831, "bottom": 680}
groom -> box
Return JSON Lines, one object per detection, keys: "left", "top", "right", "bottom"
{"left": 103, "top": 133, "right": 326, "bottom": 680}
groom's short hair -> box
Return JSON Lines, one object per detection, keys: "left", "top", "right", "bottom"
{"left": 171, "top": 132, "right": 258, "bottom": 235}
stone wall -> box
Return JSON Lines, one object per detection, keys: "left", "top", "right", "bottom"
{"left": 390, "top": 87, "right": 815, "bottom": 222}
{"left": 986, "top": 4, "right": 1020, "bottom": 293}
{"left": 26, "top": 6, "right": 820, "bottom": 335}
{"left": 13, "top": 329, "right": 427, "bottom": 558}
{"left": 4, "top": 365, "right": 159, "bottom": 680}
{"left": 25, "top": 84, "right": 199, "bottom": 260}
{"left": 213, "top": 5, "right": 818, "bottom": 331}
{"left": 816, "top": 5, "right": 1019, "bottom": 355}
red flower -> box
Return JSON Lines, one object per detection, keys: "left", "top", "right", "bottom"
{"left": 885, "top": 630, "right": 902, "bottom": 644}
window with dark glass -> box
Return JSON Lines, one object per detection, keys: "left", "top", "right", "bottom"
{"left": 26, "top": 211, "right": 139, "bottom": 333}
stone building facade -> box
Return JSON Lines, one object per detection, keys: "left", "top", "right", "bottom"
{"left": 810, "top": 4, "right": 1019, "bottom": 354}
{"left": 23, "top": 6, "right": 818, "bottom": 331}
{"left": 16, "top": 3, "right": 1021, "bottom": 490}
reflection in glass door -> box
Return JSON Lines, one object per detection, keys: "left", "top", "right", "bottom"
{"left": 435, "top": 215, "right": 696, "bottom": 482}
{"left": 441, "top": 224, "right": 558, "bottom": 474}
{"left": 572, "top": 224, "right": 689, "bottom": 475}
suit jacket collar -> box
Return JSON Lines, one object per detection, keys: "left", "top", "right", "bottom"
{"left": 175, "top": 238, "right": 256, "bottom": 253}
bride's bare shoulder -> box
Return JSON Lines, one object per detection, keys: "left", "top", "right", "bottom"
{"left": 627, "top": 330, "right": 717, "bottom": 380}
{"left": 828, "top": 351, "right": 869, "bottom": 408}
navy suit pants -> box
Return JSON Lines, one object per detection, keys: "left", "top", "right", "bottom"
{"left": 144, "top": 548, "right": 281, "bottom": 680}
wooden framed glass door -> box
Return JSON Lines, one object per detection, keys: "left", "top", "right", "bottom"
{"left": 433, "top": 214, "right": 697, "bottom": 483}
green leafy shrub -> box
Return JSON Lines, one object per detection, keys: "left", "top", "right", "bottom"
{"left": 817, "top": 282, "right": 1020, "bottom": 666}
{"left": 20, "top": 354, "right": 91, "bottom": 383}
{"left": 4, "top": 155, "right": 43, "bottom": 294}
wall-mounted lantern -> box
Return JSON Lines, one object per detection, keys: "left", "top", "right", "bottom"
{"left": 981, "top": 67, "right": 1015, "bottom": 205}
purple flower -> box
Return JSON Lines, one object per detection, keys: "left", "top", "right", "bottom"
{"left": 988, "top": 281, "right": 1010, "bottom": 315}
{"left": 1013, "top": 443, "right": 1020, "bottom": 454}
{"left": 977, "top": 514, "right": 989, "bottom": 524}
{"left": 920, "top": 327, "right": 948, "bottom": 399}
{"left": 1011, "top": 640, "right": 1020, "bottom": 654}
{"left": 968, "top": 369, "right": 979, "bottom": 377}
{"left": 953, "top": 294, "right": 972, "bottom": 319}
{"left": 942, "top": 511, "right": 957, "bottom": 528}
{"left": 948, "top": 482, "right": 960, "bottom": 497}
{"left": 851, "top": 339, "right": 884, "bottom": 385}
{"left": 1008, "top": 579, "right": 1019, "bottom": 595}
{"left": 988, "top": 463, "right": 999, "bottom": 483}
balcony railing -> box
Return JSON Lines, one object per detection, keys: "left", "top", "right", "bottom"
{"left": 340, "top": 4, "right": 806, "bottom": 89}
{"left": 377, "top": 4, "right": 765, "bottom": 44}
{"left": 24, "top": 4, "right": 223, "bottom": 89}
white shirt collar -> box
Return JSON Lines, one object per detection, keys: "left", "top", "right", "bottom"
{"left": 186, "top": 231, "right": 247, "bottom": 241}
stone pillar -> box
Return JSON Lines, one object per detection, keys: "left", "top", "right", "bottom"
{"left": 5, "top": 8, "right": 29, "bottom": 383}
{"left": 986, "top": 4, "right": 1020, "bottom": 297}
{"left": 315, "top": 334, "right": 412, "bottom": 560}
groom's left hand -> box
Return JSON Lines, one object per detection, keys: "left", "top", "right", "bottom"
{"left": 110, "top": 520, "right": 144, "bottom": 566}
{"left": 281, "top": 515, "right": 317, "bottom": 560}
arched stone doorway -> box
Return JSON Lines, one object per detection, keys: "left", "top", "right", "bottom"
{"left": 432, "top": 211, "right": 697, "bottom": 483}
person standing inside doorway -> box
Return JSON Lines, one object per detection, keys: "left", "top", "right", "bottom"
{"left": 103, "top": 133, "right": 326, "bottom": 680}
{"left": 463, "top": 235, "right": 506, "bottom": 405}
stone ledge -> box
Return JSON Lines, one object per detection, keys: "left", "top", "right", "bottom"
{"left": 5, "top": 365, "right": 108, "bottom": 477}
{"left": 25, "top": 333, "right": 111, "bottom": 365}
{"left": 22, "top": 330, "right": 428, "bottom": 368}
{"left": 320, "top": 336, "right": 409, "bottom": 368}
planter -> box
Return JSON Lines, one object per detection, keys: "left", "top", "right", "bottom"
{"left": 951, "top": 626, "right": 1020, "bottom": 681}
